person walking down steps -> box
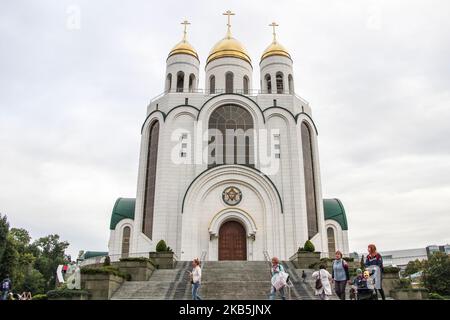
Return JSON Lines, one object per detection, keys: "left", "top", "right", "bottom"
{"left": 332, "top": 250, "right": 350, "bottom": 300}
{"left": 312, "top": 264, "right": 333, "bottom": 300}
{"left": 269, "top": 257, "right": 288, "bottom": 300}
{"left": 189, "top": 258, "right": 202, "bottom": 300}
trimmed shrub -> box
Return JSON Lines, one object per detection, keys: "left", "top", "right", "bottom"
{"left": 343, "top": 257, "right": 354, "bottom": 262}
{"left": 103, "top": 255, "right": 111, "bottom": 266}
{"left": 156, "top": 240, "right": 168, "bottom": 252}
{"left": 32, "top": 294, "right": 48, "bottom": 300}
{"left": 81, "top": 266, "right": 129, "bottom": 279}
{"left": 303, "top": 240, "right": 315, "bottom": 253}
{"left": 384, "top": 266, "right": 401, "bottom": 274}
{"left": 396, "top": 278, "right": 412, "bottom": 289}
{"left": 119, "top": 257, "right": 151, "bottom": 263}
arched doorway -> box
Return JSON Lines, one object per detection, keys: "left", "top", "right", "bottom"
{"left": 219, "top": 221, "right": 247, "bottom": 260}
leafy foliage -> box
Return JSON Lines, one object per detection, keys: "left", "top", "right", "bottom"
{"left": 299, "top": 240, "right": 315, "bottom": 253}
{"left": 383, "top": 266, "right": 400, "bottom": 274}
{"left": 47, "top": 289, "right": 89, "bottom": 299}
{"left": 0, "top": 213, "right": 70, "bottom": 295}
{"left": 81, "top": 266, "right": 129, "bottom": 279}
{"left": 156, "top": 240, "right": 168, "bottom": 252}
{"left": 422, "top": 251, "right": 450, "bottom": 296}
{"left": 404, "top": 259, "right": 425, "bottom": 276}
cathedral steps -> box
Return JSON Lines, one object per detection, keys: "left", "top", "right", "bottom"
{"left": 110, "top": 260, "right": 322, "bottom": 300}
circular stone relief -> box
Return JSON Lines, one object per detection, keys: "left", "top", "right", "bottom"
{"left": 222, "top": 186, "right": 242, "bottom": 206}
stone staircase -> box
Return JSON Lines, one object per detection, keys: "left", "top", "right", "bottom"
{"left": 111, "top": 260, "right": 321, "bottom": 300}
{"left": 111, "top": 261, "right": 191, "bottom": 300}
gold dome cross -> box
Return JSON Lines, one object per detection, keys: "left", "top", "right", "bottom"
{"left": 181, "top": 20, "right": 191, "bottom": 42}
{"left": 269, "top": 22, "right": 279, "bottom": 42}
{"left": 223, "top": 10, "right": 235, "bottom": 38}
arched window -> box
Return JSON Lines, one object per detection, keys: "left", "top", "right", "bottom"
{"left": 209, "top": 75, "right": 216, "bottom": 94}
{"left": 121, "top": 226, "right": 131, "bottom": 258}
{"left": 288, "top": 74, "right": 294, "bottom": 94}
{"left": 265, "top": 74, "right": 272, "bottom": 93}
{"left": 327, "top": 227, "right": 336, "bottom": 258}
{"left": 225, "top": 72, "right": 234, "bottom": 93}
{"left": 189, "top": 74, "right": 196, "bottom": 92}
{"left": 166, "top": 74, "right": 172, "bottom": 92}
{"left": 176, "top": 71, "right": 184, "bottom": 92}
{"left": 243, "top": 76, "right": 249, "bottom": 94}
{"left": 208, "top": 105, "right": 254, "bottom": 168}
{"left": 302, "top": 122, "right": 318, "bottom": 239}
{"left": 142, "top": 121, "right": 159, "bottom": 239}
{"left": 276, "top": 72, "right": 284, "bottom": 94}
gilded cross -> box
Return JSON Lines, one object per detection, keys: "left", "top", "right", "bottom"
{"left": 269, "top": 22, "right": 279, "bottom": 42}
{"left": 223, "top": 10, "right": 235, "bottom": 37}
{"left": 181, "top": 20, "right": 190, "bottom": 41}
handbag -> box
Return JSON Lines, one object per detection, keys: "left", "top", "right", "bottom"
{"left": 315, "top": 270, "right": 323, "bottom": 290}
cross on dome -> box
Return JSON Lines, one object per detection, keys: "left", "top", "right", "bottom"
{"left": 181, "top": 20, "right": 190, "bottom": 42}
{"left": 269, "top": 22, "right": 279, "bottom": 42}
{"left": 223, "top": 10, "right": 235, "bottom": 38}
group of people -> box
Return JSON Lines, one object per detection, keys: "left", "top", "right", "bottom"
{"left": 311, "top": 244, "right": 385, "bottom": 300}
{"left": 1, "top": 275, "right": 33, "bottom": 300}
{"left": 187, "top": 243, "right": 385, "bottom": 301}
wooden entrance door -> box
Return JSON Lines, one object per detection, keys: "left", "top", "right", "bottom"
{"left": 218, "top": 221, "right": 247, "bottom": 260}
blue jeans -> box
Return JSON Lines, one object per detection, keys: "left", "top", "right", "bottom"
{"left": 269, "top": 286, "right": 286, "bottom": 300}
{"left": 192, "top": 282, "right": 202, "bottom": 300}
{"left": 1, "top": 291, "right": 8, "bottom": 300}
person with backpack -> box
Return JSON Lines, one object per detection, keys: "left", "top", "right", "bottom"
{"left": 331, "top": 250, "right": 350, "bottom": 300}
{"left": 312, "top": 264, "right": 333, "bottom": 300}
{"left": 365, "top": 244, "right": 385, "bottom": 300}
{"left": 1, "top": 275, "right": 12, "bottom": 301}
{"left": 269, "top": 257, "right": 287, "bottom": 300}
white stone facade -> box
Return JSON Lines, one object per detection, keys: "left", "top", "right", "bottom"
{"left": 108, "top": 30, "right": 349, "bottom": 261}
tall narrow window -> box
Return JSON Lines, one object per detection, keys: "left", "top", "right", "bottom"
{"left": 276, "top": 72, "right": 284, "bottom": 94}
{"left": 225, "top": 72, "right": 234, "bottom": 93}
{"left": 327, "top": 227, "right": 336, "bottom": 258}
{"left": 142, "top": 121, "right": 159, "bottom": 239}
{"left": 209, "top": 75, "right": 216, "bottom": 94}
{"left": 188, "top": 74, "right": 196, "bottom": 92}
{"left": 166, "top": 74, "right": 172, "bottom": 92}
{"left": 121, "top": 226, "right": 131, "bottom": 258}
{"left": 176, "top": 71, "right": 184, "bottom": 92}
{"left": 288, "top": 74, "right": 294, "bottom": 94}
{"left": 208, "top": 105, "right": 254, "bottom": 168}
{"left": 265, "top": 74, "right": 272, "bottom": 93}
{"left": 302, "top": 122, "right": 318, "bottom": 239}
{"left": 243, "top": 76, "right": 249, "bottom": 94}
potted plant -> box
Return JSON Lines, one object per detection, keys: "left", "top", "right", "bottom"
{"left": 149, "top": 240, "right": 177, "bottom": 269}
{"left": 289, "top": 240, "right": 321, "bottom": 269}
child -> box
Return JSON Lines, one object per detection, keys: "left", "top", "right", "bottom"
{"left": 353, "top": 269, "right": 376, "bottom": 300}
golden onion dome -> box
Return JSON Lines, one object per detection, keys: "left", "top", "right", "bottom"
{"left": 206, "top": 10, "right": 251, "bottom": 65}
{"left": 261, "top": 41, "right": 291, "bottom": 61}
{"left": 168, "top": 39, "right": 199, "bottom": 60}
{"left": 206, "top": 35, "right": 251, "bottom": 65}
{"left": 261, "top": 22, "right": 291, "bottom": 62}
{"left": 167, "top": 20, "right": 199, "bottom": 60}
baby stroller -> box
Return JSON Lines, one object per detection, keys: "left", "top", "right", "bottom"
{"left": 355, "top": 271, "right": 377, "bottom": 300}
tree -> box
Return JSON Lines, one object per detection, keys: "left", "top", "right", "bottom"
{"left": 32, "top": 234, "right": 69, "bottom": 291}
{"left": 404, "top": 259, "right": 424, "bottom": 277}
{"left": 0, "top": 214, "right": 10, "bottom": 267}
{"left": 360, "top": 254, "right": 365, "bottom": 270}
{"left": 422, "top": 251, "right": 450, "bottom": 296}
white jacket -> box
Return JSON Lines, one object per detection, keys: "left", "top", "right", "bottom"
{"left": 312, "top": 269, "right": 333, "bottom": 296}
{"left": 192, "top": 265, "right": 202, "bottom": 284}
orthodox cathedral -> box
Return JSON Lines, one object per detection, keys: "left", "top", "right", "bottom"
{"left": 107, "top": 12, "right": 349, "bottom": 261}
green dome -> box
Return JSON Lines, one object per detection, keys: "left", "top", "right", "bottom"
{"left": 323, "top": 198, "right": 348, "bottom": 230}
{"left": 81, "top": 251, "right": 108, "bottom": 259}
{"left": 109, "top": 198, "right": 136, "bottom": 230}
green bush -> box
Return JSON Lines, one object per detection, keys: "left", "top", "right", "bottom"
{"left": 384, "top": 266, "right": 400, "bottom": 274}
{"left": 119, "top": 257, "right": 151, "bottom": 263}
{"left": 303, "top": 240, "right": 315, "bottom": 252}
{"left": 103, "top": 255, "right": 111, "bottom": 266}
{"left": 32, "top": 294, "right": 48, "bottom": 300}
{"left": 396, "top": 278, "right": 412, "bottom": 289}
{"left": 428, "top": 292, "right": 445, "bottom": 300}
{"left": 81, "top": 266, "right": 129, "bottom": 279}
{"left": 47, "top": 289, "right": 89, "bottom": 299}
{"left": 156, "top": 240, "right": 168, "bottom": 252}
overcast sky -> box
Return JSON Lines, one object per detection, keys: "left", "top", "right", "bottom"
{"left": 1, "top": 0, "right": 449, "bottom": 259}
